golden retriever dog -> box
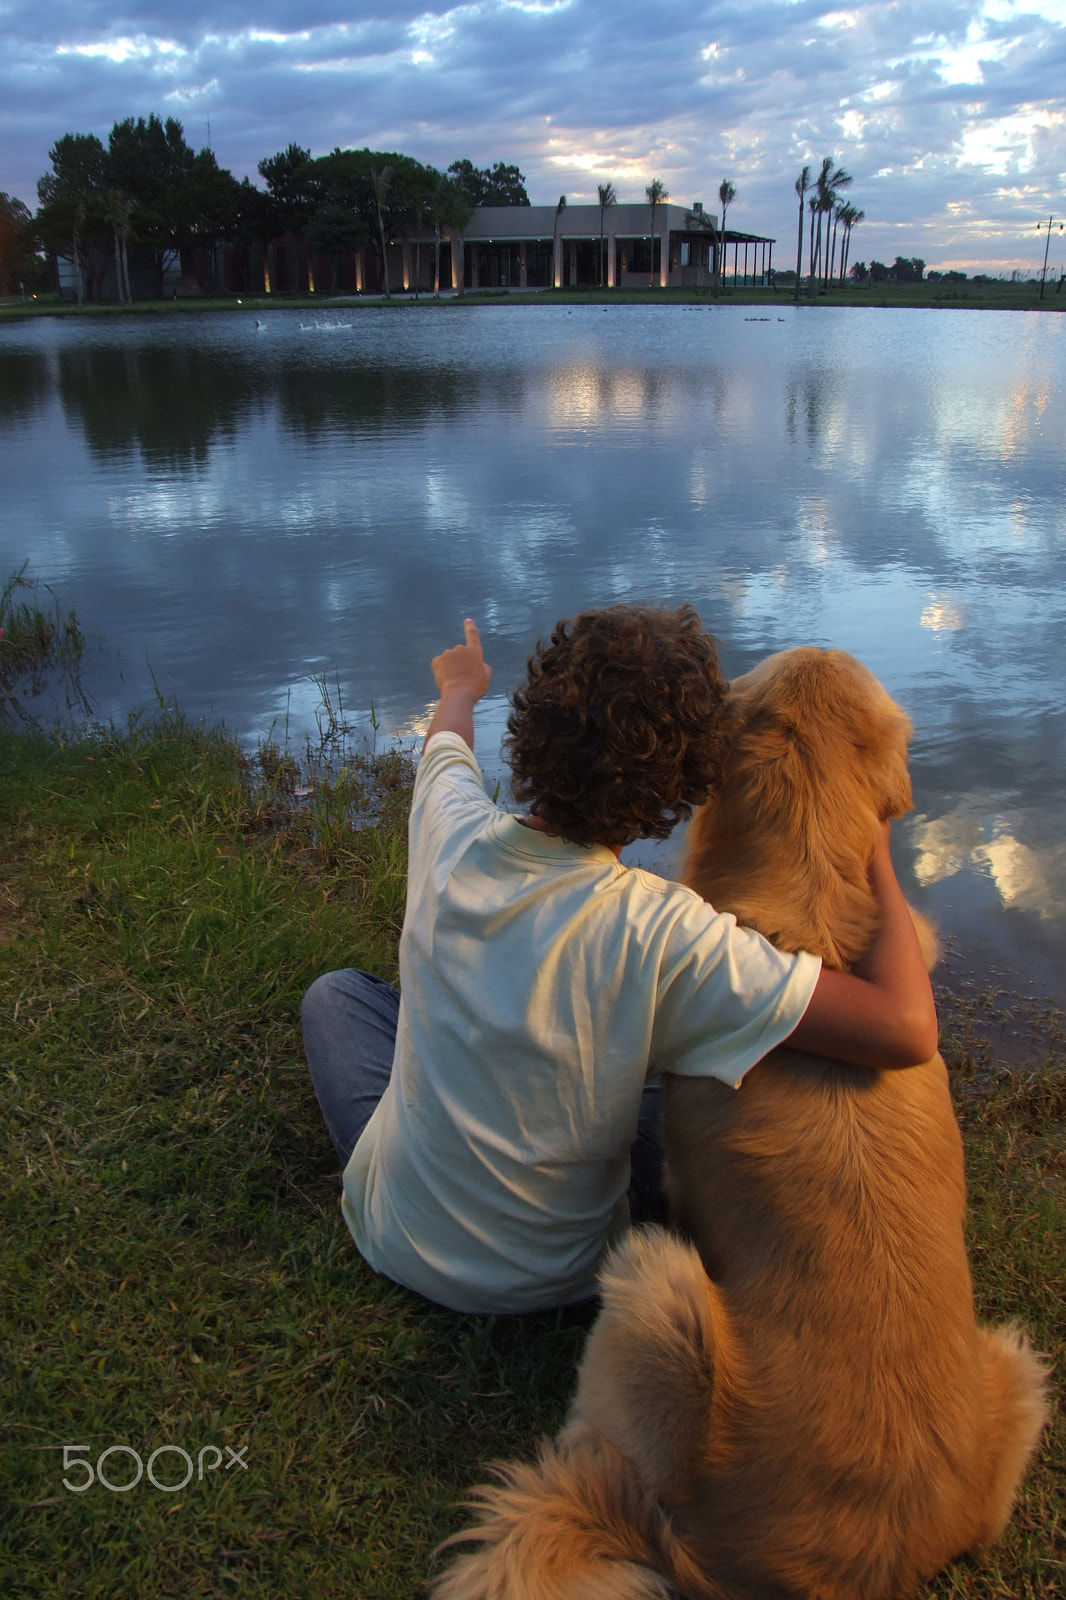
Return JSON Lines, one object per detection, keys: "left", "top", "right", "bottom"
{"left": 431, "top": 647, "right": 1049, "bottom": 1600}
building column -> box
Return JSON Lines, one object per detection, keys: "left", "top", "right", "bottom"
{"left": 607, "top": 231, "right": 616, "bottom": 288}
{"left": 519, "top": 242, "right": 528, "bottom": 289}
{"left": 660, "top": 229, "right": 668, "bottom": 288}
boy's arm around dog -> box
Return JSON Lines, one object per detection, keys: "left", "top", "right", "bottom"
{"left": 785, "top": 824, "right": 938, "bottom": 1071}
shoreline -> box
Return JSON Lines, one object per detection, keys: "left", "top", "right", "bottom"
{"left": 3, "top": 279, "right": 1065, "bottom": 323}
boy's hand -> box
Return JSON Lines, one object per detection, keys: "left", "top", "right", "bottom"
{"left": 786, "top": 818, "right": 939, "bottom": 1070}
{"left": 425, "top": 619, "right": 492, "bottom": 752}
{"left": 431, "top": 619, "right": 493, "bottom": 701}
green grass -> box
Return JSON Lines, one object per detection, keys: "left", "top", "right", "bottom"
{"left": 0, "top": 565, "right": 93, "bottom": 725}
{"left": 0, "top": 714, "right": 593, "bottom": 1597}
{"left": 2, "top": 278, "right": 1063, "bottom": 321}
{"left": 1, "top": 713, "right": 1062, "bottom": 1596}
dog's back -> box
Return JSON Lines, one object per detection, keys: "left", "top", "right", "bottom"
{"left": 661, "top": 1055, "right": 996, "bottom": 1595}
{"left": 656, "top": 646, "right": 1048, "bottom": 1595}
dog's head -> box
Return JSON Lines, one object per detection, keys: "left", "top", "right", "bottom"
{"left": 683, "top": 648, "right": 919, "bottom": 970}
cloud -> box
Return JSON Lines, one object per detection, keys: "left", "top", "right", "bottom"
{"left": 1, "top": 0, "right": 1064, "bottom": 269}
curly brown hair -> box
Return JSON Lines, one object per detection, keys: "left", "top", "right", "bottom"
{"left": 504, "top": 604, "right": 729, "bottom": 848}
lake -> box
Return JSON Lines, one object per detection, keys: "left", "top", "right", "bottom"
{"left": 2, "top": 302, "right": 1064, "bottom": 1003}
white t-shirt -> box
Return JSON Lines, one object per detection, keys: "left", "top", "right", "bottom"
{"left": 342, "top": 733, "right": 819, "bottom": 1313}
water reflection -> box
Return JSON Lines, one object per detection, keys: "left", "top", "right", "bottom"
{"left": 56, "top": 344, "right": 259, "bottom": 468}
{"left": 0, "top": 349, "right": 51, "bottom": 425}
{"left": 1, "top": 304, "right": 1064, "bottom": 999}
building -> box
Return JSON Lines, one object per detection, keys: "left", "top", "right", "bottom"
{"left": 260, "top": 201, "right": 775, "bottom": 297}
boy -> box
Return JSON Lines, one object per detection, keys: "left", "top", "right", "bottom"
{"left": 302, "top": 606, "right": 936, "bottom": 1314}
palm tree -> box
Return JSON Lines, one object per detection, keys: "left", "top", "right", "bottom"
{"left": 793, "top": 165, "right": 811, "bottom": 303}
{"left": 597, "top": 182, "right": 616, "bottom": 288}
{"left": 829, "top": 200, "right": 846, "bottom": 286}
{"left": 812, "top": 157, "right": 851, "bottom": 291}
{"left": 805, "top": 157, "right": 844, "bottom": 294}
{"left": 717, "top": 179, "right": 737, "bottom": 291}
{"left": 552, "top": 194, "right": 566, "bottom": 288}
{"left": 646, "top": 178, "right": 668, "bottom": 286}
{"left": 840, "top": 205, "right": 865, "bottom": 283}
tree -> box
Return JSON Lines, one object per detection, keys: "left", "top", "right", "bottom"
{"left": 0, "top": 193, "right": 40, "bottom": 296}
{"left": 597, "top": 182, "right": 616, "bottom": 288}
{"left": 810, "top": 157, "right": 850, "bottom": 291}
{"left": 646, "top": 178, "right": 668, "bottom": 287}
{"left": 258, "top": 144, "right": 317, "bottom": 235}
{"left": 716, "top": 179, "right": 736, "bottom": 292}
{"left": 258, "top": 143, "right": 319, "bottom": 285}
{"left": 36, "top": 116, "right": 246, "bottom": 301}
{"left": 307, "top": 148, "right": 438, "bottom": 294}
{"left": 839, "top": 206, "right": 864, "bottom": 283}
{"left": 37, "top": 133, "right": 108, "bottom": 303}
{"left": 891, "top": 256, "right": 924, "bottom": 283}
{"left": 828, "top": 200, "right": 844, "bottom": 284}
{"left": 305, "top": 203, "right": 363, "bottom": 294}
{"left": 107, "top": 115, "right": 196, "bottom": 275}
{"left": 718, "top": 179, "right": 736, "bottom": 233}
{"left": 371, "top": 167, "right": 393, "bottom": 298}
{"left": 102, "top": 189, "right": 133, "bottom": 304}
{"left": 420, "top": 172, "right": 470, "bottom": 297}
{"left": 107, "top": 115, "right": 206, "bottom": 294}
{"left": 446, "top": 160, "right": 529, "bottom": 207}
{"left": 172, "top": 151, "right": 247, "bottom": 293}
{"left": 793, "top": 166, "right": 811, "bottom": 304}
{"left": 808, "top": 194, "right": 820, "bottom": 296}
{"left": 552, "top": 194, "right": 566, "bottom": 288}
{"left": 229, "top": 179, "right": 282, "bottom": 293}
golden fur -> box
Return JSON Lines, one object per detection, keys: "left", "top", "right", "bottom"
{"left": 432, "top": 647, "right": 1049, "bottom": 1600}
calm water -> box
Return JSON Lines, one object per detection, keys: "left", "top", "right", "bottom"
{"left": 3, "top": 304, "right": 1065, "bottom": 1002}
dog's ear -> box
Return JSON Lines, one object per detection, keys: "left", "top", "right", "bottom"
{"left": 688, "top": 650, "right": 921, "bottom": 971}
{"left": 850, "top": 681, "right": 914, "bottom": 823}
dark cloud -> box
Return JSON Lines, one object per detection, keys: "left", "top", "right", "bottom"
{"left": 1, "top": 0, "right": 1063, "bottom": 269}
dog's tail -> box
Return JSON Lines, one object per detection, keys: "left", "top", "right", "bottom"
{"left": 429, "top": 1425, "right": 709, "bottom": 1600}
{"left": 972, "top": 1322, "right": 1052, "bottom": 1546}
{"left": 430, "top": 1229, "right": 733, "bottom": 1600}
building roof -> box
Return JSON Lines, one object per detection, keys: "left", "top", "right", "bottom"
{"left": 459, "top": 203, "right": 774, "bottom": 244}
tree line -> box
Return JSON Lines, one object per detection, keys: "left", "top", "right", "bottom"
{"left": 3, "top": 121, "right": 984, "bottom": 304}
{"left": 0, "top": 116, "right": 531, "bottom": 301}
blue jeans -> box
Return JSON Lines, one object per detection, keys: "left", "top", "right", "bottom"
{"left": 300, "top": 967, "right": 667, "bottom": 1224}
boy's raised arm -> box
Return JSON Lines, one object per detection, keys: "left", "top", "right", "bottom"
{"left": 785, "top": 824, "right": 939, "bottom": 1070}
{"left": 425, "top": 618, "right": 493, "bottom": 752}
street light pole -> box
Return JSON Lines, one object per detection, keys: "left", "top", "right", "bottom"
{"left": 1035, "top": 216, "right": 1062, "bottom": 300}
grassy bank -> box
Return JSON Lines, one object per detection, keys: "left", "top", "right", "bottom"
{"left": 2, "top": 277, "right": 1064, "bottom": 322}
{"left": 1, "top": 714, "right": 1063, "bottom": 1597}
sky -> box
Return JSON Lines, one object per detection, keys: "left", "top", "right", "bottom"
{"left": 2, "top": 0, "right": 1064, "bottom": 273}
